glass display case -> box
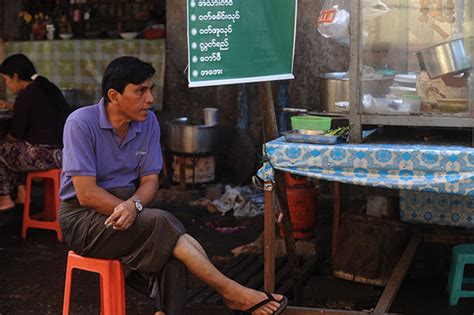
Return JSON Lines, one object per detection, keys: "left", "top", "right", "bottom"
{"left": 348, "top": 0, "right": 474, "bottom": 143}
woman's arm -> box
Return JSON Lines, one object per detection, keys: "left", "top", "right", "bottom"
{"left": 0, "top": 100, "right": 14, "bottom": 111}
{"left": 5, "top": 133, "right": 18, "bottom": 143}
{"left": 0, "top": 101, "right": 16, "bottom": 142}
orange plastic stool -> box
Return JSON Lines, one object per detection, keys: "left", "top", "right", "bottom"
{"left": 21, "top": 169, "right": 62, "bottom": 241}
{"left": 63, "top": 251, "right": 126, "bottom": 315}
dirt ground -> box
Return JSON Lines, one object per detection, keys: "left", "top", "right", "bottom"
{"left": 0, "top": 185, "right": 474, "bottom": 314}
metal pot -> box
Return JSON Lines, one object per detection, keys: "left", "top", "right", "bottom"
{"left": 168, "top": 117, "right": 219, "bottom": 154}
{"left": 319, "top": 72, "right": 393, "bottom": 112}
{"left": 320, "top": 72, "right": 349, "bottom": 112}
{"left": 416, "top": 37, "right": 473, "bottom": 79}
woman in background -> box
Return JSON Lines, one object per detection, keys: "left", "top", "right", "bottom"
{"left": 0, "top": 54, "right": 71, "bottom": 211}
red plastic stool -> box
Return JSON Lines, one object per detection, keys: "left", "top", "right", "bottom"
{"left": 63, "top": 251, "right": 126, "bottom": 315}
{"left": 21, "top": 169, "right": 62, "bottom": 241}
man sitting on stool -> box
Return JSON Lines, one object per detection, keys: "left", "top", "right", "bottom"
{"left": 59, "top": 56, "right": 288, "bottom": 315}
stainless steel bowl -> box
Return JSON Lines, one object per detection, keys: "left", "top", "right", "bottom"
{"left": 168, "top": 117, "right": 219, "bottom": 154}
{"left": 416, "top": 37, "right": 473, "bottom": 79}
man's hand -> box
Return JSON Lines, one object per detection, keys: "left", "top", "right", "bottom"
{"left": 104, "top": 199, "right": 137, "bottom": 231}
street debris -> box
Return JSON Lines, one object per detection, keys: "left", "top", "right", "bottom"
{"left": 209, "top": 185, "right": 264, "bottom": 217}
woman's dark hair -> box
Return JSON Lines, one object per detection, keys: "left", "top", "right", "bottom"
{"left": 102, "top": 56, "right": 156, "bottom": 102}
{"left": 0, "top": 53, "right": 37, "bottom": 81}
{"left": 0, "top": 53, "right": 72, "bottom": 144}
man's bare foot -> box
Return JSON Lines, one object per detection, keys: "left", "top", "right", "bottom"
{"left": 223, "top": 285, "right": 286, "bottom": 314}
{"left": 0, "top": 195, "right": 15, "bottom": 212}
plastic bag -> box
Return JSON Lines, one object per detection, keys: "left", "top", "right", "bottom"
{"left": 317, "top": 0, "right": 350, "bottom": 46}
{"left": 317, "top": 0, "right": 390, "bottom": 46}
{"left": 362, "top": 0, "right": 390, "bottom": 20}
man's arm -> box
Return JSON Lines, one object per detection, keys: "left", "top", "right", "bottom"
{"left": 72, "top": 175, "right": 125, "bottom": 214}
{"left": 131, "top": 173, "right": 160, "bottom": 208}
{"left": 104, "top": 173, "right": 159, "bottom": 230}
{"left": 73, "top": 173, "right": 159, "bottom": 230}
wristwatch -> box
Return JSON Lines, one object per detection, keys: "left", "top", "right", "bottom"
{"left": 131, "top": 197, "right": 143, "bottom": 214}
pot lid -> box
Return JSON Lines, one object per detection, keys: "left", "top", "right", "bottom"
{"left": 319, "top": 72, "right": 349, "bottom": 80}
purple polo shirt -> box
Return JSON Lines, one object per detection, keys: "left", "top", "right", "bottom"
{"left": 59, "top": 99, "right": 163, "bottom": 200}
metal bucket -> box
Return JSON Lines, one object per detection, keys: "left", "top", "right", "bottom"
{"left": 167, "top": 117, "right": 219, "bottom": 154}
{"left": 416, "top": 37, "right": 473, "bottom": 79}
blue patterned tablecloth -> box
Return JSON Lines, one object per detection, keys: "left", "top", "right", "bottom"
{"left": 257, "top": 137, "right": 474, "bottom": 196}
{"left": 400, "top": 190, "right": 474, "bottom": 227}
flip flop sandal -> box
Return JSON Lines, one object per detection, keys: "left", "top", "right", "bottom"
{"left": 243, "top": 291, "right": 288, "bottom": 314}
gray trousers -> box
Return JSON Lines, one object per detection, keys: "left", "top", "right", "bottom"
{"left": 59, "top": 187, "right": 187, "bottom": 314}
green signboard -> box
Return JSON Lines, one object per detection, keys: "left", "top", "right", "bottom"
{"left": 187, "top": 0, "right": 297, "bottom": 88}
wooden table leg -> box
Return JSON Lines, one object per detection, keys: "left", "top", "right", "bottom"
{"left": 275, "top": 171, "right": 304, "bottom": 303}
{"left": 332, "top": 182, "right": 341, "bottom": 264}
{"left": 264, "top": 181, "right": 275, "bottom": 292}
{"left": 373, "top": 235, "right": 421, "bottom": 315}
{"left": 283, "top": 306, "right": 403, "bottom": 315}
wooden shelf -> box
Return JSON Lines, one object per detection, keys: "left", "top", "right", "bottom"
{"left": 359, "top": 114, "right": 474, "bottom": 128}
{"left": 67, "top": 0, "right": 151, "bottom": 35}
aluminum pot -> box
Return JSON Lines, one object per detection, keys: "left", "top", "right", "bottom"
{"left": 416, "top": 37, "right": 473, "bottom": 79}
{"left": 319, "top": 72, "right": 393, "bottom": 112}
{"left": 168, "top": 117, "right": 219, "bottom": 154}
{"left": 320, "top": 72, "right": 349, "bottom": 112}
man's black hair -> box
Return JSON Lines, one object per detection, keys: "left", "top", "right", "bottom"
{"left": 102, "top": 56, "right": 156, "bottom": 103}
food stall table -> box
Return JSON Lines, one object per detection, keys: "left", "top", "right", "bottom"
{"left": 1, "top": 39, "right": 166, "bottom": 108}
{"left": 257, "top": 137, "right": 474, "bottom": 315}
{"left": 0, "top": 111, "right": 12, "bottom": 141}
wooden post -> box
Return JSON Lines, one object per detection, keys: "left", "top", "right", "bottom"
{"left": 373, "top": 236, "right": 421, "bottom": 315}
{"left": 274, "top": 170, "right": 304, "bottom": 304}
{"left": 259, "top": 82, "right": 279, "bottom": 138}
{"left": 348, "top": 0, "right": 362, "bottom": 143}
{"left": 259, "top": 81, "right": 304, "bottom": 304}
{"left": 332, "top": 182, "right": 341, "bottom": 263}
{"left": 264, "top": 181, "right": 275, "bottom": 292}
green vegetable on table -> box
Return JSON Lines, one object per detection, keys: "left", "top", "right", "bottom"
{"left": 324, "top": 126, "right": 349, "bottom": 137}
